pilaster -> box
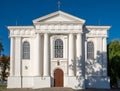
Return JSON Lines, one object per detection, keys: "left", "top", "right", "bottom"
{"left": 43, "top": 33, "right": 50, "bottom": 76}
{"left": 76, "top": 33, "right": 83, "bottom": 76}
{"left": 36, "top": 33, "right": 42, "bottom": 76}
{"left": 102, "top": 37, "right": 107, "bottom": 76}
{"left": 10, "top": 37, "right": 15, "bottom": 76}
{"left": 68, "top": 33, "right": 75, "bottom": 76}
{"left": 14, "top": 37, "right": 22, "bottom": 76}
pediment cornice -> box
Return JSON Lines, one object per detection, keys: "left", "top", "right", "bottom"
{"left": 33, "top": 11, "right": 85, "bottom": 24}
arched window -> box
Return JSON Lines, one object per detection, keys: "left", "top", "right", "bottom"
{"left": 87, "top": 41, "right": 94, "bottom": 59}
{"left": 23, "top": 41, "right": 30, "bottom": 59}
{"left": 55, "top": 39, "right": 63, "bottom": 58}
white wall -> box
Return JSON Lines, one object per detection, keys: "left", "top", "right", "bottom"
{"left": 50, "top": 35, "right": 68, "bottom": 77}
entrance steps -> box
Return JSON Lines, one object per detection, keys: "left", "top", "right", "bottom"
{"left": 39, "top": 87, "right": 74, "bottom": 91}
{"left": 4, "top": 87, "right": 74, "bottom": 91}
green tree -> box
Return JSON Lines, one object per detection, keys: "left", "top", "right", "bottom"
{"left": 0, "top": 55, "right": 10, "bottom": 81}
{"left": 108, "top": 40, "right": 120, "bottom": 88}
{"left": 0, "top": 38, "right": 4, "bottom": 56}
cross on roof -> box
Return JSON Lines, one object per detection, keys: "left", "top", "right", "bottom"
{"left": 58, "top": 0, "right": 61, "bottom": 10}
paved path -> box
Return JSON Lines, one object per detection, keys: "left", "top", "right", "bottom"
{"left": 0, "top": 88, "right": 120, "bottom": 91}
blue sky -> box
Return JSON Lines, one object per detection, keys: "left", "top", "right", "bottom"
{"left": 0, "top": 0, "right": 120, "bottom": 56}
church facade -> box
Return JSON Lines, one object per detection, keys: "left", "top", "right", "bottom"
{"left": 7, "top": 11, "right": 111, "bottom": 89}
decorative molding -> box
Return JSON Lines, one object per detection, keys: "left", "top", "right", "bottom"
{"left": 7, "top": 26, "right": 34, "bottom": 30}
{"left": 8, "top": 27, "right": 35, "bottom": 37}
{"left": 33, "top": 11, "right": 85, "bottom": 24}
{"left": 35, "top": 24, "right": 83, "bottom": 30}
{"left": 86, "top": 26, "right": 111, "bottom": 30}
{"left": 36, "top": 29, "right": 82, "bottom": 34}
{"left": 34, "top": 21, "right": 84, "bottom": 25}
{"left": 86, "top": 26, "right": 109, "bottom": 37}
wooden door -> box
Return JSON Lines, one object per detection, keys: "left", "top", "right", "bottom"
{"left": 54, "top": 69, "right": 63, "bottom": 87}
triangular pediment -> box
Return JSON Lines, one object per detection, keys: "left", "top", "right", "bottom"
{"left": 33, "top": 11, "right": 85, "bottom": 24}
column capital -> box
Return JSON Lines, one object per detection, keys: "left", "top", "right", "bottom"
{"left": 77, "top": 32, "right": 82, "bottom": 34}
{"left": 69, "top": 33, "right": 75, "bottom": 35}
{"left": 44, "top": 33, "right": 48, "bottom": 35}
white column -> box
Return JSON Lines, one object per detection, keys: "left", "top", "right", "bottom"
{"left": 36, "top": 33, "right": 42, "bottom": 76}
{"left": 43, "top": 33, "right": 50, "bottom": 76}
{"left": 76, "top": 33, "right": 82, "bottom": 76}
{"left": 97, "top": 38, "right": 103, "bottom": 76}
{"left": 68, "top": 33, "right": 74, "bottom": 76}
{"left": 15, "top": 37, "right": 22, "bottom": 76}
{"left": 103, "top": 37, "right": 107, "bottom": 76}
{"left": 85, "top": 39, "right": 87, "bottom": 64}
{"left": 10, "top": 37, "right": 14, "bottom": 76}
{"left": 103, "top": 38, "right": 107, "bottom": 52}
{"left": 51, "top": 37, "right": 54, "bottom": 59}
{"left": 84, "top": 38, "right": 87, "bottom": 78}
{"left": 95, "top": 38, "right": 98, "bottom": 59}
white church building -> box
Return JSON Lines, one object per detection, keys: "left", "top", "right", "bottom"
{"left": 7, "top": 11, "right": 111, "bottom": 89}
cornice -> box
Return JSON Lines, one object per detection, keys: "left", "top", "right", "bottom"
{"left": 86, "top": 25, "right": 111, "bottom": 30}
{"left": 86, "top": 35, "right": 108, "bottom": 38}
{"left": 7, "top": 26, "right": 34, "bottom": 30}
{"left": 9, "top": 35, "right": 34, "bottom": 38}
{"left": 35, "top": 23, "right": 83, "bottom": 30}
{"left": 36, "top": 29, "right": 83, "bottom": 34}
{"left": 9, "top": 27, "right": 35, "bottom": 37}
{"left": 34, "top": 21, "right": 83, "bottom": 25}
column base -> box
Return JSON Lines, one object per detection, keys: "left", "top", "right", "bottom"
{"left": 7, "top": 76, "right": 22, "bottom": 88}
{"left": 7, "top": 76, "right": 33, "bottom": 88}
{"left": 7, "top": 76, "right": 51, "bottom": 88}
{"left": 33, "top": 76, "right": 50, "bottom": 89}
{"left": 85, "top": 76, "right": 110, "bottom": 89}
{"left": 64, "top": 76, "right": 85, "bottom": 89}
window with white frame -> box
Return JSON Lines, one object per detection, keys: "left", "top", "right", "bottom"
{"left": 23, "top": 41, "right": 30, "bottom": 59}
{"left": 87, "top": 41, "right": 94, "bottom": 59}
{"left": 54, "top": 39, "right": 63, "bottom": 58}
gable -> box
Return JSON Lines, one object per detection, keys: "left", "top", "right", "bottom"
{"left": 33, "top": 11, "right": 85, "bottom": 24}
{"left": 41, "top": 14, "right": 75, "bottom": 22}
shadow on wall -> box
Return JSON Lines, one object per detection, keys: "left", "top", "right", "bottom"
{"left": 85, "top": 51, "right": 106, "bottom": 76}
{"left": 68, "top": 51, "right": 110, "bottom": 88}
{"left": 85, "top": 51, "right": 110, "bottom": 88}
{"left": 67, "top": 26, "right": 110, "bottom": 88}
{"left": 68, "top": 56, "right": 85, "bottom": 89}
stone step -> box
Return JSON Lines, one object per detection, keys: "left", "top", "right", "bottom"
{"left": 3, "top": 87, "right": 74, "bottom": 91}
{"left": 39, "top": 87, "right": 74, "bottom": 91}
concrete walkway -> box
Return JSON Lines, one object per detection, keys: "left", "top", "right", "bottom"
{"left": 0, "top": 88, "right": 120, "bottom": 91}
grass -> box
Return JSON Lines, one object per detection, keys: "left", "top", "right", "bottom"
{"left": 0, "top": 85, "right": 7, "bottom": 89}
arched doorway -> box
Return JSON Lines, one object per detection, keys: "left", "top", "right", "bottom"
{"left": 54, "top": 69, "right": 64, "bottom": 87}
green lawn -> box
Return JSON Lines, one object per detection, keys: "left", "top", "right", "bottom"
{"left": 0, "top": 85, "right": 7, "bottom": 89}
